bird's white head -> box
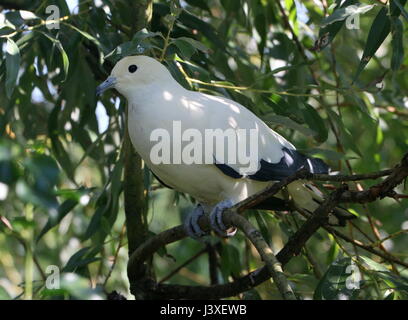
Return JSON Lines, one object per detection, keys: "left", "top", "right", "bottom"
{"left": 96, "top": 55, "right": 172, "bottom": 98}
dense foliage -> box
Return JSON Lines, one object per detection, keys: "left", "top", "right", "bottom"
{"left": 0, "top": 0, "right": 407, "bottom": 300}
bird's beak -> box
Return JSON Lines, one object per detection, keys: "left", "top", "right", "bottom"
{"left": 96, "top": 76, "right": 117, "bottom": 96}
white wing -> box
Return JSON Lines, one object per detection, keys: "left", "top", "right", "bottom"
{"left": 181, "top": 91, "right": 329, "bottom": 179}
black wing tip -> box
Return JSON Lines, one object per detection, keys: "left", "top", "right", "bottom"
{"left": 248, "top": 148, "right": 331, "bottom": 181}
{"left": 306, "top": 156, "right": 330, "bottom": 174}
{"left": 214, "top": 163, "right": 243, "bottom": 179}
{"left": 213, "top": 147, "right": 331, "bottom": 182}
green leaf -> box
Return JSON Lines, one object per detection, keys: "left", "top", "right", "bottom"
{"left": 361, "top": 256, "right": 408, "bottom": 294}
{"left": 0, "top": 142, "right": 19, "bottom": 184}
{"left": 174, "top": 37, "right": 209, "bottom": 53}
{"left": 302, "top": 148, "right": 356, "bottom": 161}
{"left": 184, "top": 0, "right": 211, "bottom": 12}
{"left": 18, "top": 10, "right": 39, "bottom": 21}
{"left": 64, "top": 23, "right": 105, "bottom": 64}
{"left": 43, "top": 273, "right": 104, "bottom": 300}
{"left": 37, "top": 199, "right": 78, "bottom": 241}
{"left": 17, "top": 154, "right": 60, "bottom": 208}
{"left": 38, "top": 32, "right": 69, "bottom": 82}
{"left": 269, "top": 62, "right": 310, "bottom": 76}
{"left": 0, "top": 286, "right": 11, "bottom": 299}
{"left": 320, "top": 4, "right": 376, "bottom": 27}
{"left": 24, "top": 155, "right": 60, "bottom": 192}
{"left": 327, "top": 109, "right": 362, "bottom": 156}
{"left": 391, "top": 0, "right": 408, "bottom": 18}
{"left": 83, "top": 205, "right": 107, "bottom": 240}
{"left": 391, "top": 17, "right": 404, "bottom": 71}
{"left": 316, "top": 0, "right": 358, "bottom": 51}
{"left": 314, "top": 257, "right": 361, "bottom": 300}
{"left": 221, "top": 0, "right": 242, "bottom": 12}
{"left": 4, "top": 11, "right": 24, "bottom": 28}
{"left": 220, "top": 243, "right": 241, "bottom": 279}
{"left": 10, "top": 216, "right": 36, "bottom": 232}
{"left": 351, "top": 0, "right": 408, "bottom": 82}
{"left": 178, "top": 8, "right": 225, "bottom": 48}
{"left": 48, "top": 104, "right": 76, "bottom": 182}
{"left": 254, "top": 211, "right": 272, "bottom": 246}
{"left": 301, "top": 104, "right": 328, "bottom": 143}
{"left": 242, "top": 289, "right": 262, "bottom": 300}
{"left": 15, "top": 180, "right": 58, "bottom": 210}
{"left": 171, "top": 39, "right": 197, "bottom": 59}
{"left": 166, "top": 60, "right": 192, "bottom": 89}
{"left": 105, "top": 29, "right": 162, "bottom": 62}
{"left": 0, "top": 159, "right": 18, "bottom": 184}
{"left": 326, "top": 237, "right": 340, "bottom": 265}
{"left": 360, "top": 256, "right": 389, "bottom": 272}
{"left": 0, "top": 27, "right": 15, "bottom": 37}
{"left": 83, "top": 161, "right": 122, "bottom": 240}
{"left": 133, "top": 28, "right": 163, "bottom": 43}
{"left": 5, "top": 38, "right": 20, "bottom": 98}
{"left": 63, "top": 247, "right": 99, "bottom": 273}
{"left": 263, "top": 114, "right": 315, "bottom": 137}
{"left": 262, "top": 94, "right": 304, "bottom": 124}
{"left": 285, "top": 0, "right": 299, "bottom": 35}
{"left": 393, "top": 0, "right": 408, "bottom": 21}
{"left": 70, "top": 122, "right": 102, "bottom": 160}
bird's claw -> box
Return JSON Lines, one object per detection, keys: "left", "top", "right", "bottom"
{"left": 184, "top": 204, "right": 209, "bottom": 239}
{"left": 210, "top": 199, "right": 237, "bottom": 238}
{"left": 185, "top": 200, "right": 237, "bottom": 240}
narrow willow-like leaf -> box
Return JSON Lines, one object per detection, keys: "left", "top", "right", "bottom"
{"left": 353, "top": 7, "right": 390, "bottom": 83}
{"left": 391, "top": 17, "right": 404, "bottom": 71}
{"left": 38, "top": 32, "right": 69, "bottom": 82}
{"left": 5, "top": 38, "right": 20, "bottom": 98}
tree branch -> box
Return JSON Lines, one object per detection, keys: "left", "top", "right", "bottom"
{"left": 127, "top": 153, "right": 407, "bottom": 299}
{"left": 121, "top": 0, "right": 153, "bottom": 299}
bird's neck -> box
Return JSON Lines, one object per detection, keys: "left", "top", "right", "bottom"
{"left": 124, "top": 80, "right": 186, "bottom": 110}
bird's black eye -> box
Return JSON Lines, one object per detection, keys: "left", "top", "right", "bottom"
{"left": 128, "top": 65, "right": 138, "bottom": 73}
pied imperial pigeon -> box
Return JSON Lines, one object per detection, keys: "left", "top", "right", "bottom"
{"left": 97, "top": 55, "right": 355, "bottom": 238}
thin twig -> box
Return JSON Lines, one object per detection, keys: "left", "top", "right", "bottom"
{"left": 159, "top": 248, "right": 207, "bottom": 284}
{"left": 230, "top": 213, "right": 296, "bottom": 300}
{"left": 325, "top": 226, "right": 408, "bottom": 269}
{"left": 367, "top": 229, "right": 408, "bottom": 248}
{"left": 103, "top": 224, "right": 126, "bottom": 288}
{"left": 126, "top": 153, "right": 407, "bottom": 299}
